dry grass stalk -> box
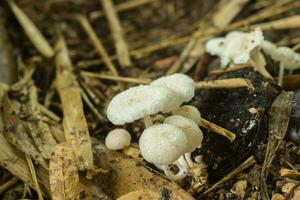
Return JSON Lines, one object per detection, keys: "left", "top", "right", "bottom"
{"left": 196, "top": 78, "right": 254, "bottom": 90}
{"left": 90, "top": 0, "right": 158, "bottom": 20}
{"left": 76, "top": 15, "right": 119, "bottom": 76}
{"left": 54, "top": 33, "right": 93, "bottom": 170}
{"left": 81, "top": 71, "right": 151, "bottom": 84}
{"left": 280, "top": 168, "right": 300, "bottom": 179}
{"left": 199, "top": 118, "right": 236, "bottom": 141}
{"left": 49, "top": 143, "right": 80, "bottom": 200}
{"left": 254, "top": 15, "right": 300, "bottom": 30}
{"left": 100, "top": 0, "right": 132, "bottom": 68}
{"left": 7, "top": 0, "right": 54, "bottom": 58}
{"left": 26, "top": 156, "right": 44, "bottom": 200}
{"left": 204, "top": 156, "right": 256, "bottom": 194}
{"left": 0, "top": 176, "right": 18, "bottom": 193}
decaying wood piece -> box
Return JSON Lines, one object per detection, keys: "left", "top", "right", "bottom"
{"left": 49, "top": 143, "right": 80, "bottom": 200}
{"left": 100, "top": 0, "right": 132, "bottom": 68}
{"left": 94, "top": 142, "right": 195, "bottom": 200}
{"left": 0, "top": 85, "right": 51, "bottom": 196}
{"left": 7, "top": 0, "right": 54, "bottom": 58}
{"left": 261, "top": 91, "right": 294, "bottom": 200}
{"left": 2, "top": 94, "right": 48, "bottom": 169}
{"left": 54, "top": 33, "right": 93, "bottom": 170}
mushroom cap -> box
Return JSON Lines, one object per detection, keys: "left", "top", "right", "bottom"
{"left": 164, "top": 115, "right": 203, "bottom": 152}
{"left": 151, "top": 73, "right": 195, "bottom": 103}
{"left": 139, "top": 124, "right": 188, "bottom": 165}
{"left": 222, "top": 28, "right": 264, "bottom": 66}
{"left": 107, "top": 85, "right": 181, "bottom": 125}
{"left": 172, "top": 105, "right": 201, "bottom": 123}
{"left": 271, "top": 47, "right": 300, "bottom": 70}
{"left": 105, "top": 128, "right": 131, "bottom": 150}
{"left": 205, "top": 37, "right": 225, "bottom": 56}
{"left": 262, "top": 40, "right": 277, "bottom": 56}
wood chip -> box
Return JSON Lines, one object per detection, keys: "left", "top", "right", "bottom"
{"left": 49, "top": 143, "right": 80, "bottom": 200}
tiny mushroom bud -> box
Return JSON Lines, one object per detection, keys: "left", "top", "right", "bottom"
{"left": 205, "top": 37, "right": 225, "bottom": 57}
{"left": 172, "top": 105, "right": 201, "bottom": 124}
{"left": 164, "top": 115, "right": 203, "bottom": 167}
{"left": 105, "top": 128, "right": 131, "bottom": 150}
{"left": 107, "top": 85, "right": 181, "bottom": 125}
{"left": 139, "top": 124, "right": 189, "bottom": 180}
{"left": 262, "top": 40, "right": 277, "bottom": 56}
{"left": 151, "top": 73, "right": 195, "bottom": 103}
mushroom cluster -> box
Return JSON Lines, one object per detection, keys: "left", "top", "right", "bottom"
{"left": 105, "top": 73, "right": 203, "bottom": 180}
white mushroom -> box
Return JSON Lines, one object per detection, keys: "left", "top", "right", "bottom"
{"left": 139, "top": 124, "right": 189, "bottom": 180}
{"left": 106, "top": 85, "right": 181, "bottom": 126}
{"left": 172, "top": 105, "right": 201, "bottom": 124}
{"left": 151, "top": 73, "right": 195, "bottom": 103}
{"left": 205, "top": 28, "right": 271, "bottom": 78}
{"left": 105, "top": 128, "right": 131, "bottom": 150}
{"left": 262, "top": 40, "right": 277, "bottom": 56}
{"left": 270, "top": 47, "right": 300, "bottom": 86}
{"left": 164, "top": 115, "right": 203, "bottom": 167}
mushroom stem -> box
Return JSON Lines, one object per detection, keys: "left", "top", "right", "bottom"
{"left": 184, "top": 153, "right": 195, "bottom": 168}
{"left": 199, "top": 118, "right": 236, "bottom": 141}
{"left": 278, "top": 62, "right": 285, "bottom": 86}
{"left": 143, "top": 115, "right": 153, "bottom": 128}
{"left": 161, "top": 165, "right": 187, "bottom": 181}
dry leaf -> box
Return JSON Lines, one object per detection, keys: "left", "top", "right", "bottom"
{"left": 117, "top": 189, "right": 160, "bottom": 200}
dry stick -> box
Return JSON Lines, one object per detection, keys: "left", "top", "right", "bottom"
{"left": 7, "top": 0, "right": 54, "bottom": 58}
{"left": 0, "top": 176, "right": 18, "bottom": 193}
{"left": 203, "top": 156, "right": 256, "bottom": 194}
{"left": 254, "top": 15, "right": 300, "bottom": 30}
{"left": 280, "top": 168, "right": 300, "bottom": 179}
{"left": 82, "top": 71, "right": 253, "bottom": 90}
{"left": 100, "top": 0, "right": 132, "bottom": 68}
{"left": 26, "top": 156, "right": 44, "bottom": 200}
{"left": 76, "top": 15, "right": 119, "bottom": 76}
{"left": 196, "top": 78, "right": 254, "bottom": 90}
{"left": 199, "top": 118, "right": 236, "bottom": 142}
{"left": 90, "top": 0, "right": 158, "bottom": 20}
{"left": 54, "top": 33, "right": 93, "bottom": 170}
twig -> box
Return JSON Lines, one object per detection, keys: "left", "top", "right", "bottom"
{"left": 90, "top": 0, "right": 159, "bottom": 20}
{"left": 100, "top": 0, "right": 132, "bottom": 68}
{"left": 280, "top": 168, "right": 300, "bottom": 179}
{"left": 254, "top": 15, "right": 300, "bottom": 30}
{"left": 196, "top": 78, "right": 254, "bottom": 90}
{"left": 26, "top": 156, "right": 44, "bottom": 200}
{"left": 199, "top": 118, "right": 236, "bottom": 142}
{"left": 7, "top": 0, "right": 54, "bottom": 58}
{"left": 0, "top": 176, "right": 18, "bottom": 194}
{"left": 81, "top": 71, "right": 151, "bottom": 84}
{"left": 76, "top": 14, "right": 119, "bottom": 76}
{"left": 203, "top": 156, "right": 256, "bottom": 194}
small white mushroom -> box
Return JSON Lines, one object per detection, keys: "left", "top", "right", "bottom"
{"left": 270, "top": 47, "right": 300, "bottom": 86}
{"left": 205, "top": 28, "right": 271, "bottom": 78}
{"left": 139, "top": 124, "right": 189, "bottom": 180}
{"left": 164, "top": 115, "right": 203, "bottom": 167}
{"left": 105, "top": 128, "right": 131, "bottom": 150}
{"left": 107, "top": 85, "right": 181, "bottom": 126}
{"left": 172, "top": 105, "right": 201, "bottom": 124}
{"left": 151, "top": 73, "right": 195, "bottom": 103}
{"left": 262, "top": 40, "right": 277, "bottom": 56}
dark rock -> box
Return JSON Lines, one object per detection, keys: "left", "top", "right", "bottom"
{"left": 191, "top": 68, "right": 280, "bottom": 181}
